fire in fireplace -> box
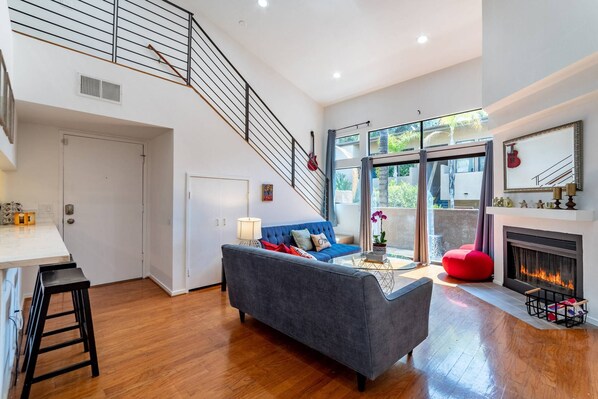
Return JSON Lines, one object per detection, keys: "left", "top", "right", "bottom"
{"left": 504, "top": 227, "right": 582, "bottom": 297}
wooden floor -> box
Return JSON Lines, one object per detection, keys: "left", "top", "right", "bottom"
{"left": 9, "top": 277, "right": 598, "bottom": 399}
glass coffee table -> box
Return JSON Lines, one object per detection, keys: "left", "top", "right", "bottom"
{"left": 331, "top": 253, "right": 417, "bottom": 294}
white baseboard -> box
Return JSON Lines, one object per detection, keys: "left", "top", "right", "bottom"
{"left": 148, "top": 275, "right": 188, "bottom": 296}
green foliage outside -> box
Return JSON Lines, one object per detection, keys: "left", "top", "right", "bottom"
{"left": 387, "top": 181, "right": 418, "bottom": 208}
{"left": 335, "top": 173, "right": 352, "bottom": 190}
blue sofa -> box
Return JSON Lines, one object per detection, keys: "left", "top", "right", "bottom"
{"left": 260, "top": 221, "right": 360, "bottom": 261}
{"left": 221, "top": 245, "right": 433, "bottom": 391}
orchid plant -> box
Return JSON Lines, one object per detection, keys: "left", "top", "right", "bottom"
{"left": 371, "top": 210, "right": 388, "bottom": 245}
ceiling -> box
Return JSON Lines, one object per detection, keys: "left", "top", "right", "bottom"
{"left": 180, "top": 0, "right": 482, "bottom": 106}
{"left": 17, "top": 102, "right": 170, "bottom": 140}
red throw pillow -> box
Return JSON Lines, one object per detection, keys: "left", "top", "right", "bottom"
{"left": 288, "top": 246, "right": 303, "bottom": 257}
{"left": 275, "top": 243, "right": 291, "bottom": 254}
{"left": 260, "top": 240, "right": 279, "bottom": 250}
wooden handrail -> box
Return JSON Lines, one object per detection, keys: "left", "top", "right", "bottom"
{"left": 147, "top": 44, "right": 188, "bottom": 84}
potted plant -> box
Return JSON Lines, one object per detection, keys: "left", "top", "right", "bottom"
{"left": 371, "top": 210, "right": 388, "bottom": 254}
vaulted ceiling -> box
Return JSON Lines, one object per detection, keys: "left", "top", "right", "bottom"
{"left": 180, "top": 0, "right": 482, "bottom": 106}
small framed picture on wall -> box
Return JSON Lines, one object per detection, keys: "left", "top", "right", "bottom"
{"left": 262, "top": 184, "right": 273, "bottom": 201}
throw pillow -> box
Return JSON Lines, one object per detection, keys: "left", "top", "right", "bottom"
{"left": 290, "top": 245, "right": 316, "bottom": 259}
{"left": 311, "top": 233, "right": 331, "bottom": 252}
{"left": 260, "top": 240, "right": 279, "bottom": 250}
{"left": 275, "top": 243, "right": 291, "bottom": 254}
{"left": 291, "top": 229, "right": 313, "bottom": 251}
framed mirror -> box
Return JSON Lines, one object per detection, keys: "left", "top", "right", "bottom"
{"left": 503, "top": 121, "right": 582, "bottom": 192}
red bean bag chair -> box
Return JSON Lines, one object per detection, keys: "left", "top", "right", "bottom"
{"left": 442, "top": 249, "right": 493, "bottom": 281}
{"left": 459, "top": 244, "right": 475, "bottom": 250}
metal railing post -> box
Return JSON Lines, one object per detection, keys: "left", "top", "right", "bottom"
{"left": 186, "top": 13, "right": 192, "bottom": 86}
{"left": 291, "top": 139, "right": 296, "bottom": 188}
{"left": 112, "top": 0, "right": 119, "bottom": 63}
{"left": 244, "top": 84, "right": 250, "bottom": 142}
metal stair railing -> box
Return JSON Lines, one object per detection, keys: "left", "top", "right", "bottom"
{"left": 8, "top": 0, "right": 328, "bottom": 217}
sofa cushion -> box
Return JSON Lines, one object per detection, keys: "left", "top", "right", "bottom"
{"left": 308, "top": 243, "right": 360, "bottom": 261}
{"left": 291, "top": 229, "right": 314, "bottom": 251}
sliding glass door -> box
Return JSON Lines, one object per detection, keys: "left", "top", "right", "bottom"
{"left": 426, "top": 155, "right": 485, "bottom": 262}
{"left": 372, "top": 163, "right": 419, "bottom": 259}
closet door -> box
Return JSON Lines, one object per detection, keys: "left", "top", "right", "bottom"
{"left": 187, "top": 177, "right": 248, "bottom": 290}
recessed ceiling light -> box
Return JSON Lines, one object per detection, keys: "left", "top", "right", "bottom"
{"left": 332, "top": 72, "right": 341, "bottom": 79}
{"left": 258, "top": 0, "right": 268, "bottom": 7}
{"left": 417, "top": 35, "right": 429, "bottom": 44}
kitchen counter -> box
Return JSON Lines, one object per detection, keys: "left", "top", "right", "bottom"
{"left": 0, "top": 223, "right": 70, "bottom": 269}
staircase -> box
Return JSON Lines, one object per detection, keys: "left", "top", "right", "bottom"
{"left": 8, "top": 0, "right": 328, "bottom": 216}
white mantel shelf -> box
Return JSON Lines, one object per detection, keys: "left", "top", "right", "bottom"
{"left": 487, "top": 207, "right": 594, "bottom": 222}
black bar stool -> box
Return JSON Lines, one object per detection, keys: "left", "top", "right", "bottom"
{"left": 21, "top": 268, "right": 99, "bottom": 399}
{"left": 23, "top": 262, "right": 79, "bottom": 358}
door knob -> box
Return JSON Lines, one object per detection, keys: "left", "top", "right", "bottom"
{"left": 67, "top": 218, "right": 75, "bottom": 224}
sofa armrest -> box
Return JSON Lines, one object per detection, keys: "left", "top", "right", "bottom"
{"left": 363, "top": 277, "right": 433, "bottom": 380}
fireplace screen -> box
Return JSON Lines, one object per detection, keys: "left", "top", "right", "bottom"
{"left": 511, "top": 246, "right": 576, "bottom": 296}
{"left": 504, "top": 227, "right": 582, "bottom": 298}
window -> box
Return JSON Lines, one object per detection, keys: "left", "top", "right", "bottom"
{"left": 423, "top": 109, "right": 489, "bottom": 148}
{"left": 335, "top": 134, "right": 360, "bottom": 160}
{"left": 426, "top": 155, "right": 486, "bottom": 262}
{"left": 368, "top": 109, "right": 489, "bottom": 156}
{"left": 369, "top": 123, "right": 420, "bottom": 155}
{"left": 334, "top": 167, "right": 360, "bottom": 204}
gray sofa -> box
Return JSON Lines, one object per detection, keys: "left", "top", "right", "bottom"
{"left": 221, "top": 244, "right": 433, "bottom": 391}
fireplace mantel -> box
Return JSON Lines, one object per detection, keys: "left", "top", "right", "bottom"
{"left": 487, "top": 207, "right": 594, "bottom": 222}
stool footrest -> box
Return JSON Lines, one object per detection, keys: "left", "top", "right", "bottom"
{"left": 39, "top": 338, "right": 85, "bottom": 353}
{"left": 31, "top": 360, "right": 92, "bottom": 384}
{"left": 46, "top": 310, "right": 75, "bottom": 319}
{"left": 42, "top": 324, "right": 80, "bottom": 337}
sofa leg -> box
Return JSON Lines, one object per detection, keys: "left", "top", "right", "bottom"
{"left": 408, "top": 350, "right": 413, "bottom": 356}
{"left": 239, "top": 311, "right": 245, "bottom": 323}
{"left": 356, "top": 372, "right": 366, "bottom": 392}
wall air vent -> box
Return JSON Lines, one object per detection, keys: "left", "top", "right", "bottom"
{"left": 78, "top": 74, "right": 121, "bottom": 104}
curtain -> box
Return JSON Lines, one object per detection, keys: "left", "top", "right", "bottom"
{"left": 359, "top": 157, "right": 373, "bottom": 251}
{"left": 474, "top": 141, "right": 494, "bottom": 256}
{"left": 413, "top": 150, "right": 429, "bottom": 265}
{"left": 325, "top": 129, "right": 337, "bottom": 224}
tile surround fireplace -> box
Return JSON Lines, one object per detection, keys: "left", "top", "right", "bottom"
{"left": 503, "top": 226, "right": 583, "bottom": 298}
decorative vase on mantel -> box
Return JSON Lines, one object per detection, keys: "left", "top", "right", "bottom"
{"left": 372, "top": 243, "right": 387, "bottom": 255}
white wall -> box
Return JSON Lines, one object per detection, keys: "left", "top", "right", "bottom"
{"left": 148, "top": 131, "right": 174, "bottom": 290}
{"left": 483, "top": 0, "right": 598, "bottom": 107}
{"left": 10, "top": 34, "right": 322, "bottom": 294}
{"left": 324, "top": 58, "right": 482, "bottom": 138}
{"left": 484, "top": 0, "right": 598, "bottom": 324}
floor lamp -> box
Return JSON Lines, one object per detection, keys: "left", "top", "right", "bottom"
{"left": 237, "top": 217, "right": 262, "bottom": 247}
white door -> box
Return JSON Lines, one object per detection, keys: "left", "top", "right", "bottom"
{"left": 63, "top": 134, "right": 144, "bottom": 285}
{"left": 187, "top": 177, "right": 248, "bottom": 290}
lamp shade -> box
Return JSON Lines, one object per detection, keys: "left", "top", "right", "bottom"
{"left": 237, "top": 217, "right": 262, "bottom": 240}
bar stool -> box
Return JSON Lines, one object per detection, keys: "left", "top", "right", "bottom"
{"left": 23, "top": 261, "right": 79, "bottom": 358}
{"left": 21, "top": 268, "right": 99, "bottom": 399}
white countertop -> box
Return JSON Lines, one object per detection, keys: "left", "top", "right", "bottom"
{"left": 0, "top": 223, "right": 70, "bottom": 269}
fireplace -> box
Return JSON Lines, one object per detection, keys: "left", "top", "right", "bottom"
{"left": 503, "top": 227, "right": 583, "bottom": 297}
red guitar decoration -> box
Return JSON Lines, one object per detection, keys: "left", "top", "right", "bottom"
{"left": 307, "top": 131, "right": 318, "bottom": 171}
{"left": 507, "top": 143, "right": 521, "bottom": 168}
